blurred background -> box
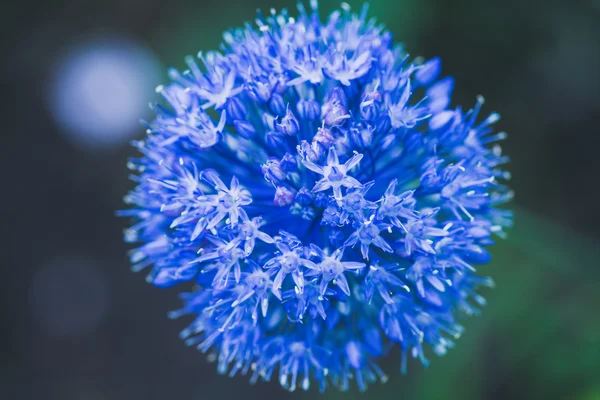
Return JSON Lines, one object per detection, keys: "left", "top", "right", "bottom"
{"left": 2, "top": 0, "right": 600, "bottom": 399}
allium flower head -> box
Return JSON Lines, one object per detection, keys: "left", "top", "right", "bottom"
{"left": 121, "top": 1, "right": 513, "bottom": 392}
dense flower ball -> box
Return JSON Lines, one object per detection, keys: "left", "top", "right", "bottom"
{"left": 120, "top": 1, "right": 513, "bottom": 392}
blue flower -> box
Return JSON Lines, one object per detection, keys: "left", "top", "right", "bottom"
{"left": 301, "top": 146, "right": 364, "bottom": 203}
{"left": 121, "top": 1, "right": 513, "bottom": 392}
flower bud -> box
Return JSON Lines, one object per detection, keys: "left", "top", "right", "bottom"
{"left": 297, "top": 99, "right": 321, "bottom": 121}
{"left": 275, "top": 109, "right": 300, "bottom": 136}
{"left": 269, "top": 93, "right": 286, "bottom": 116}
{"left": 327, "top": 86, "right": 348, "bottom": 108}
{"left": 274, "top": 186, "right": 295, "bottom": 207}
{"left": 261, "top": 158, "right": 286, "bottom": 183}
{"left": 415, "top": 57, "right": 441, "bottom": 86}
{"left": 266, "top": 130, "right": 286, "bottom": 149}
{"left": 312, "top": 126, "right": 334, "bottom": 151}
{"left": 321, "top": 99, "right": 350, "bottom": 126}
{"left": 298, "top": 139, "right": 319, "bottom": 162}
{"left": 233, "top": 119, "right": 256, "bottom": 139}
{"left": 245, "top": 79, "right": 271, "bottom": 104}
{"left": 295, "top": 187, "right": 313, "bottom": 205}
{"left": 360, "top": 90, "right": 381, "bottom": 121}
{"left": 428, "top": 110, "right": 455, "bottom": 132}
{"left": 280, "top": 152, "right": 297, "bottom": 172}
{"left": 350, "top": 125, "right": 373, "bottom": 147}
{"left": 226, "top": 97, "right": 247, "bottom": 121}
{"left": 426, "top": 77, "right": 454, "bottom": 113}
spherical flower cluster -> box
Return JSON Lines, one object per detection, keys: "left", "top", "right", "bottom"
{"left": 120, "top": 1, "right": 513, "bottom": 392}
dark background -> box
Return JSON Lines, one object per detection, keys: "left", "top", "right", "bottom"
{"left": 2, "top": 0, "right": 600, "bottom": 399}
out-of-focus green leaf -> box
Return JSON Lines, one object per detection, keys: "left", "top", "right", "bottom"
{"left": 413, "top": 206, "right": 600, "bottom": 399}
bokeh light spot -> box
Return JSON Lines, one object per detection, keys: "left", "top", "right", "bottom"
{"left": 47, "top": 36, "right": 162, "bottom": 151}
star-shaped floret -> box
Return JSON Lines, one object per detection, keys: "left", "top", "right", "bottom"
{"left": 190, "top": 171, "right": 252, "bottom": 239}
{"left": 263, "top": 231, "right": 317, "bottom": 299}
{"left": 399, "top": 209, "right": 450, "bottom": 255}
{"left": 339, "top": 181, "right": 378, "bottom": 224}
{"left": 344, "top": 214, "right": 393, "bottom": 260}
{"left": 231, "top": 209, "right": 274, "bottom": 256}
{"left": 310, "top": 245, "right": 365, "bottom": 296}
{"left": 186, "top": 53, "right": 244, "bottom": 110}
{"left": 190, "top": 235, "right": 246, "bottom": 288}
{"left": 299, "top": 146, "right": 364, "bottom": 203}
{"left": 364, "top": 261, "right": 410, "bottom": 304}
{"left": 153, "top": 85, "right": 227, "bottom": 148}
